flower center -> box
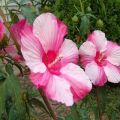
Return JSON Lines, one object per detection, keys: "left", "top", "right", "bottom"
{"left": 95, "top": 51, "right": 107, "bottom": 66}
{"left": 42, "top": 50, "right": 62, "bottom": 74}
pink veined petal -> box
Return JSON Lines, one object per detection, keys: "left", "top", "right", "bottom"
{"left": 0, "top": 20, "right": 5, "bottom": 41}
{"left": 106, "top": 41, "right": 120, "bottom": 66}
{"left": 85, "top": 62, "right": 107, "bottom": 86}
{"left": 79, "top": 41, "right": 96, "bottom": 56}
{"left": 10, "top": 19, "right": 29, "bottom": 45}
{"left": 58, "top": 39, "right": 79, "bottom": 65}
{"left": 5, "top": 44, "right": 23, "bottom": 62}
{"left": 104, "top": 63, "right": 120, "bottom": 83}
{"left": 87, "top": 30, "right": 107, "bottom": 51}
{"left": 30, "top": 71, "right": 50, "bottom": 89}
{"left": 60, "top": 63, "right": 92, "bottom": 102}
{"left": 105, "top": 41, "right": 118, "bottom": 56}
{"left": 80, "top": 55, "right": 94, "bottom": 68}
{"left": 44, "top": 75, "right": 73, "bottom": 106}
{"left": 20, "top": 25, "right": 46, "bottom": 73}
{"left": 33, "top": 13, "right": 67, "bottom": 52}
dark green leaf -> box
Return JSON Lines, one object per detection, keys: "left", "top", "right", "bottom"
{"left": 80, "top": 15, "right": 90, "bottom": 38}
{"left": 9, "top": 10, "right": 19, "bottom": 24}
{"left": 30, "top": 98, "right": 50, "bottom": 114}
{"left": 5, "top": 64, "right": 13, "bottom": 75}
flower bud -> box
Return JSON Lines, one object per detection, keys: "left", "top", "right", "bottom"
{"left": 72, "top": 15, "right": 78, "bottom": 23}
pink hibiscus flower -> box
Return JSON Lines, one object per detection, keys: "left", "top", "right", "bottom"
{"left": 79, "top": 30, "right": 120, "bottom": 86}
{"left": 0, "top": 20, "right": 5, "bottom": 41}
{"left": 20, "top": 13, "right": 92, "bottom": 106}
{"left": 10, "top": 19, "right": 29, "bottom": 45}
{"left": 8, "top": 19, "right": 30, "bottom": 61}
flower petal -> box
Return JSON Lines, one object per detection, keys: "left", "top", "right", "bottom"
{"left": 104, "top": 63, "right": 120, "bottom": 83}
{"left": 30, "top": 71, "right": 50, "bottom": 88}
{"left": 44, "top": 75, "right": 73, "bottom": 106}
{"left": 10, "top": 19, "right": 29, "bottom": 45}
{"left": 79, "top": 41, "right": 96, "bottom": 56}
{"left": 58, "top": 39, "right": 79, "bottom": 65}
{"left": 33, "top": 13, "right": 67, "bottom": 52}
{"left": 20, "top": 25, "right": 46, "bottom": 73}
{"left": 85, "top": 62, "right": 107, "bottom": 86}
{"left": 0, "top": 20, "right": 5, "bottom": 41}
{"left": 60, "top": 63, "right": 92, "bottom": 102}
{"left": 106, "top": 41, "right": 120, "bottom": 66}
{"left": 87, "top": 30, "right": 107, "bottom": 51}
{"left": 80, "top": 56, "right": 94, "bottom": 68}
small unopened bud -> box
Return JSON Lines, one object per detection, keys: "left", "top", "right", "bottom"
{"left": 96, "top": 19, "right": 104, "bottom": 28}
{"left": 72, "top": 15, "right": 78, "bottom": 23}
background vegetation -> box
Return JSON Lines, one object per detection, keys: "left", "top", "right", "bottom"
{"left": 0, "top": 0, "right": 120, "bottom": 119}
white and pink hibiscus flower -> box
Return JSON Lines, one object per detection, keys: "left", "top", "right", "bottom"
{"left": 79, "top": 30, "right": 120, "bottom": 86}
{"left": 20, "top": 13, "right": 92, "bottom": 106}
{"left": 4, "top": 19, "right": 30, "bottom": 62}
{"left": 0, "top": 20, "right": 5, "bottom": 41}
{"left": 10, "top": 19, "right": 30, "bottom": 45}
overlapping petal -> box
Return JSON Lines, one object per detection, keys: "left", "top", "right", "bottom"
{"left": 44, "top": 74, "right": 73, "bottom": 106}
{"left": 104, "top": 63, "right": 120, "bottom": 83}
{"left": 87, "top": 30, "right": 107, "bottom": 51}
{"left": 20, "top": 25, "right": 46, "bottom": 73}
{"left": 60, "top": 63, "right": 92, "bottom": 102}
{"left": 30, "top": 71, "right": 50, "bottom": 88}
{"left": 106, "top": 42, "right": 120, "bottom": 66}
{"left": 33, "top": 13, "right": 67, "bottom": 52}
{"left": 85, "top": 62, "right": 107, "bottom": 86}
{"left": 10, "top": 19, "right": 29, "bottom": 45}
{"left": 58, "top": 39, "right": 79, "bottom": 65}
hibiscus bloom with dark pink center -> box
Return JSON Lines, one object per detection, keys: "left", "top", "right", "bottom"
{"left": 79, "top": 30, "right": 120, "bottom": 86}
{"left": 20, "top": 13, "right": 92, "bottom": 106}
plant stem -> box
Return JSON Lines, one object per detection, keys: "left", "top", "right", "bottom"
{"left": 0, "top": 8, "right": 21, "bottom": 54}
{"left": 39, "top": 90, "right": 57, "bottom": 120}
{"left": 79, "top": 0, "right": 84, "bottom": 13}
{"left": 96, "top": 88, "right": 102, "bottom": 120}
{"left": 71, "top": 104, "right": 80, "bottom": 120}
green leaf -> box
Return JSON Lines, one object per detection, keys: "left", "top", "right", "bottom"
{"left": 65, "top": 115, "right": 73, "bottom": 120}
{"left": 21, "top": 6, "right": 37, "bottom": 24}
{"left": 0, "top": 82, "right": 6, "bottom": 117}
{"left": 80, "top": 15, "right": 90, "bottom": 38}
{"left": 5, "top": 64, "right": 13, "bottom": 75}
{"left": 6, "top": 74, "right": 26, "bottom": 119}
{"left": 7, "top": 0, "right": 18, "bottom": 5}
{"left": 71, "top": 104, "right": 80, "bottom": 120}
{"left": 30, "top": 98, "right": 50, "bottom": 114}
{"left": 9, "top": 10, "right": 19, "bottom": 24}
{"left": 19, "top": 0, "right": 31, "bottom": 5}
{"left": 79, "top": 109, "right": 90, "bottom": 120}
{"left": 8, "top": 106, "right": 18, "bottom": 120}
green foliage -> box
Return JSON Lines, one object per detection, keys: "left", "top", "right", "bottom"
{"left": 2, "top": 0, "right": 120, "bottom": 119}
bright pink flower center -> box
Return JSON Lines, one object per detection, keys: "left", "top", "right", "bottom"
{"left": 95, "top": 51, "right": 107, "bottom": 66}
{"left": 42, "top": 50, "right": 61, "bottom": 74}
